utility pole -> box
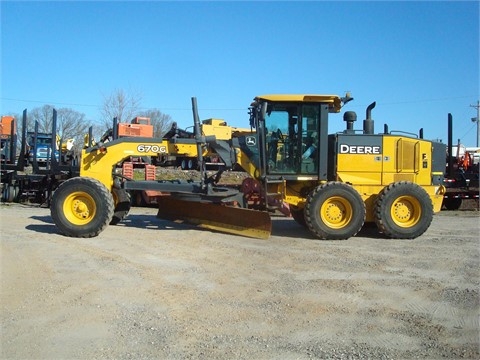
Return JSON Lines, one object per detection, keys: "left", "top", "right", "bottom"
{"left": 471, "top": 100, "right": 480, "bottom": 147}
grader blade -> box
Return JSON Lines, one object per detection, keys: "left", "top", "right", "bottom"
{"left": 156, "top": 196, "right": 272, "bottom": 239}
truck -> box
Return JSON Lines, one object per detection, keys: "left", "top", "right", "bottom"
{"left": 27, "top": 131, "right": 60, "bottom": 165}
{"left": 1, "top": 109, "right": 79, "bottom": 204}
{"left": 50, "top": 94, "right": 446, "bottom": 240}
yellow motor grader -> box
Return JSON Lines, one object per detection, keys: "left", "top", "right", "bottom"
{"left": 50, "top": 94, "right": 446, "bottom": 240}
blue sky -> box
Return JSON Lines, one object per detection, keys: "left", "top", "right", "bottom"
{"left": 1, "top": 1, "right": 479, "bottom": 145}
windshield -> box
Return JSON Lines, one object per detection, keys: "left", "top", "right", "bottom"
{"left": 262, "top": 102, "right": 321, "bottom": 175}
{"left": 29, "top": 136, "right": 52, "bottom": 146}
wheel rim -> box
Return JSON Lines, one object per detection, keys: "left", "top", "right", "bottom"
{"left": 63, "top": 191, "right": 96, "bottom": 225}
{"left": 320, "top": 196, "right": 353, "bottom": 229}
{"left": 390, "top": 195, "right": 421, "bottom": 227}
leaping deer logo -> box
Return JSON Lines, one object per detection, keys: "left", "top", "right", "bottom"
{"left": 246, "top": 136, "right": 256, "bottom": 146}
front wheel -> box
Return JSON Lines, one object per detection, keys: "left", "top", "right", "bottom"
{"left": 374, "top": 181, "right": 433, "bottom": 239}
{"left": 51, "top": 177, "right": 114, "bottom": 238}
{"left": 305, "top": 182, "right": 365, "bottom": 240}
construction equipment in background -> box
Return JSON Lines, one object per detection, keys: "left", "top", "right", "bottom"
{"left": 93, "top": 115, "right": 161, "bottom": 205}
{"left": 0, "top": 115, "right": 18, "bottom": 202}
{"left": 159, "top": 118, "right": 250, "bottom": 170}
{"left": 443, "top": 114, "right": 479, "bottom": 210}
{"left": 1, "top": 116, "right": 17, "bottom": 164}
{"left": 118, "top": 116, "right": 154, "bottom": 138}
{"left": 1, "top": 109, "right": 79, "bottom": 204}
{"left": 50, "top": 94, "right": 446, "bottom": 240}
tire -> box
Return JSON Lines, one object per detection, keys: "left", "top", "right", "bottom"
{"left": 187, "top": 158, "right": 197, "bottom": 170}
{"left": 181, "top": 158, "right": 187, "bottom": 170}
{"left": 374, "top": 181, "right": 433, "bottom": 239}
{"left": 6, "top": 185, "right": 16, "bottom": 202}
{"left": 290, "top": 205, "right": 307, "bottom": 227}
{"left": 51, "top": 177, "right": 114, "bottom": 238}
{"left": 110, "top": 188, "right": 131, "bottom": 225}
{"left": 443, "top": 197, "right": 462, "bottom": 210}
{"left": 305, "top": 182, "right": 365, "bottom": 240}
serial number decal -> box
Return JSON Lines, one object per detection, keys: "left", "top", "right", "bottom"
{"left": 339, "top": 144, "right": 381, "bottom": 154}
{"left": 137, "top": 145, "right": 167, "bottom": 153}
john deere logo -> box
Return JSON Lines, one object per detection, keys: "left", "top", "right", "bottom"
{"left": 246, "top": 136, "right": 256, "bottom": 146}
{"left": 340, "top": 144, "right": 381, "bottom": 154}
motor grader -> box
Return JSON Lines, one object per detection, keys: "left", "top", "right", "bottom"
{"left": 50, "top": 94, "right": 446, "bottom": 240}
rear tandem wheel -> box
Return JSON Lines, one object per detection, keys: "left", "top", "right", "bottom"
{"left": 51, "top": 177, "right": 115, "bottom": 238}
{"left": 374, "top": 181, "right": 433, "bottom": 239}
{"left": 305, "top": 182, "right": 366, "bottom": 240}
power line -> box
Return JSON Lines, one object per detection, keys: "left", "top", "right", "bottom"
{"left": 1, "top": 97, "right": 100, "bottom": 108}
{"left": 458, "top": 122, "right": 478, "bottom": 143}
{"left": 3, "top": 95, "right": 476, "bottom": 109}
{"left": 380, "top": 95, "right": 473, "bottom": 105}
{"left": 0, "top": 97, "right": 247, "bottom": 112}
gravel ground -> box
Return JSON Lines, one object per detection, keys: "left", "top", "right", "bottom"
{"left": 0, "top": 203, "right": 479, "bottom": 359}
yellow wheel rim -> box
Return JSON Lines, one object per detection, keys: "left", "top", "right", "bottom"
{"left": 390, "top": 195, "right": 421, "bottom": 228}
{"left": 63, "top": 191, "right": 96, "bottom": 226}
{"left": 320, "top": 196, "right": 353, "bottom": 229}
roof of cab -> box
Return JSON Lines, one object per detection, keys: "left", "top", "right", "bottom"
{"left": 253, "top": 94, "right": 343, "bottom": 113}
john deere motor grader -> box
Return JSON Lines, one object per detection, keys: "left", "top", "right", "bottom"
{"left": 50, "top": 94, "right": 446, "bottom": 240}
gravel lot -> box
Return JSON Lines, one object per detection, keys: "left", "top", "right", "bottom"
{"left": 1, "top": 203, "right": 479, "bottom": 359}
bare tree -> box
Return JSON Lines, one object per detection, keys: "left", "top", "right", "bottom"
{"left": 29, "top": 105, "right": 54, "bottom": 133}
{"left": 28, "top": 105, "right": 89, "bottom": 140}
{"left": 56, "top": 108, "right": 90, "bottom": 140}
{"left": 27, "top": 105, "right": 90, "bottom": 155}
{"left": 101, "top": 88, "right": 142, "bottom": 128}
{"left": 138, "top": 108, "right": 174, "bottom": 138}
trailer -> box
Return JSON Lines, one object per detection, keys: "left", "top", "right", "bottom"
{"left": 443, "top": 114, "right": 479, "bottom": 210}
{"left": 1, "top": 109, "right": 79, "bottom": 205}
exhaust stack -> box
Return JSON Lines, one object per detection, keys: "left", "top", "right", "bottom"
{"left": 364, "top": 102, "right": 376, "bottom": 135}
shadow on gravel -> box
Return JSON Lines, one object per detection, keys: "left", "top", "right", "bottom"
{"left": 270, "top": 216, "right": 387, "bottom": 240}
{"left": 26, "top": 215, "right": 59, "bottom": 234}
{"left": 30, "top": 215, "right": 54, "bottom": 224}
{"left": 25, "top": 213, "right": 196, "bottom": 235}
{"left": 355, "top": 222, "right": 389, "bottom": 239}
{"left": 117, "top": 214, "right": 205, "bottom": 233}
{"left": 25, "top": 224, "right": 58, "bottom": 234}
{"left": 24, "top": 212, "right": 387, "bottom": 240}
